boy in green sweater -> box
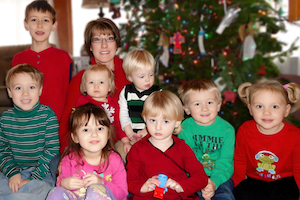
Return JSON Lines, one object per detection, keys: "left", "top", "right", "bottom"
{"left": 0, "top": 64, "right": 59, "bottom": 199}
{"left": 178, "top": 79, "right": 235, "bottom": 200}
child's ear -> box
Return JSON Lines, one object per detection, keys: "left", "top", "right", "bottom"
{"left": 217, "top": 101, "right": 222, "bottom": 112}
{"left": 71, "top": 132, "right": 79, "bottom": 143}
{"left": 175, "top": 120, "right": 182, "bottom": 128}
{"left": 183, "top": 105, "right": 191, "bottom": 115}
{"left": 39, "top": 86, "right": 43, "bottom": 96}
{"left": 127, "top": 75, "right": 133, "bottom": 82}
{"left": 247, "top": 104, "right": 253, "bottom": 116}
{"left": 51, "top": 21, "right": 58, "bottom": 31}
{"left": 24, "top": 20, "right": 29, "bottom": 31}
{"left": 7, "top": 88, "right": 12, "bottom": 98}
{"left": 284, "top": 104, "right": 291, "bottom": 117}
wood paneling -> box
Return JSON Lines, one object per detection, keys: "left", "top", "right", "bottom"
{"left": 289, "top": 0, "right": 300, "bottom": 22}
{"left": 53, "top": 0, "right": 73, "bottom": 55}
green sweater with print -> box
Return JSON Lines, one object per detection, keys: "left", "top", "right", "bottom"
{"left": 178, "top": 116, "right": 235, "bottom": 189}
{"left": 0, "top": 102, "right": 59, "bottom": 180}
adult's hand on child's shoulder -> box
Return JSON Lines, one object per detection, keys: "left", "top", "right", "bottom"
{"left": 165, "top": 178, "right": 184, "bottom": 193}
{"left": 83, "top": 172, "right": 103, "bottom": 188}
{"left": 61, "top": 176, "right": 85, "bottom": 190}
{"left": 8, "top": 173, "right": 22, "bottom": 193}
{"left": 123, "top": 141, "right": 132, "bottom": 154}
{"left": 201, "top": 178, "right": 216, "bottom": 200}
{"left": 140, "top": 175, "right": 160, "bottom": 193}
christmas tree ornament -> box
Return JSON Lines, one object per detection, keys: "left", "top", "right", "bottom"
{"left": 157, "top": 32, "right": 170, "bottom": 67}
{"left": 238, "top": 22, "right": 254, "bottom": 42}
{"left": 109, "top": 0, "right": 121, "bottom": 19}
{"left": 223, "top": 90, "right": 236, "bottom": 103}
{"left": 214, "top": 77, "right": 226, "bottom": 92}
{"left": 257, "top": 65, "right": 266, "bottom": 75}
{"left": 198, "top": 15, "right": 207, "bottom": 55}
{"left": 170, "top": 32, "right": 185, "bottom": 54}
{"left": 159, "top": 0, "right": 165, "bottom": 10}
{"left": 216, "top": 7, "right": 241, "bottom": 34}
{"left": 242, "top": 35, "right": 256, "bottom": 61}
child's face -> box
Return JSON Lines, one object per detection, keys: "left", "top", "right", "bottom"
{"left": 24, "top": 10, "right": 57, "bottom": 44}
{"left": 7, "top": 73, "right": 42, "bottom": 111}
{"left": 84, "top": 70, "right": 111, "bottom": 102}
{"left": 128, "top": 68, "right": 154, "bottom": 92}
{"left": 71, "top": 114, "right": 109, "bottom": 156}
{"left": 183, "top": 90, "right": 221, "bottom": 126}
{"left": 247, "top": 90, "right": 290, "bottom": 135}
{"left": 144, "top": 114, "right": 181, "bottom": 141}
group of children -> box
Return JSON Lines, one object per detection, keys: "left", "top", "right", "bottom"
{"left": 0, "top": 1, "right": 300, "bottom": 200}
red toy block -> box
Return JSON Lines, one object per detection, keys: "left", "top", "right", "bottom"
{"left": 153, "top": 186, "right": 165, "bottom": 199}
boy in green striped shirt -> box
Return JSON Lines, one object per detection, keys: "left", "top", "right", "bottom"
{"left": 0, "top": 64, "right": 59, "bottom": 199}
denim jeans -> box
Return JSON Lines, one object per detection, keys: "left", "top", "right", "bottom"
{"left": 0, "top": 167, "right": 55, "bottom": 200}
{"left": 49, "top": 153, "right": 61, "bottom": 182}
{"left": 198, "top": 178, "right": 235, "bottom": 200}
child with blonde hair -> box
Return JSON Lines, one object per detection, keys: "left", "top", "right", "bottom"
{"left": 178, "top": 79, "right": 235, "bottom": 200}
{"left": 119, "top": 49, "right": 160, "bottom": 143}
{"left": 46, "top": 103, "right": 128, "bottom": 200}
{"left": 126, "top": 90, "right": 208, "bottom": 199}
{"left": 75, "top": 64, "right": 130, "bottom": 157}
{"left": 233, "top": 78, "right": 300, "bottom": 200}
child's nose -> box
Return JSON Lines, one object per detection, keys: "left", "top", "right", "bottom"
{"left": 155, "top": 122, "right": 162, "bottom": 130}
{"left": 145, "top": 76, "right": 150, "bottom": 82}
{"left": 38, "top": 20, "right": 43, "bottom": 27}
{"left": 263, "top": 109, "right": 271, "bottom": 115}
{"left": 22, "top": 89, "right": 29, "bottom": 96}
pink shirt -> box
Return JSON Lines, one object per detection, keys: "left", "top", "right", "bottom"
{"left": 57, "top": 151, "right": 128, "bottom": 200}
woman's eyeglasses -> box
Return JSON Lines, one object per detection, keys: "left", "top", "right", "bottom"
{"left": 91, "top": 37, "right": 116, "bottom": 43}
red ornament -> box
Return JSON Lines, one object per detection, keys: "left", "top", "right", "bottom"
{"left": 223, "top": 90, "right": 236, "bottom": 103}
{"left": 257, "top": 65, "right": 266, "bottom": 75}
{"left": 170, "top": 32, "right": 185, "bottom": 54}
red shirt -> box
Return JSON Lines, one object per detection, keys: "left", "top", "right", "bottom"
{"left": 59, "top": 56, "right": 130, "bottom": 153}
{"left": 12, "top": 46, "right": 72, "bottom": 120}
{"left": 233, "top": 120, "right": 300, "bottom": 193}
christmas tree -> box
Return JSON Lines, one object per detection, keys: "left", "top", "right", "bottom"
{"left": 120, "top": 0, "right": 298, "bottom": 129}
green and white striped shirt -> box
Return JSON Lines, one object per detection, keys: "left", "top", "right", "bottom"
{"left": 0, "top": 102, "right": 59, "bottom": 180}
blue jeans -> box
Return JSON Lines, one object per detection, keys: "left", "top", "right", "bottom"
{"left": 0, "top": 167, "right": 55, "bottom": 200}
{"left": 198, "top": 178, "right": 235, "bottom": 200}
{"left": 49, "top": 153, "right": 61, "bottom": 182}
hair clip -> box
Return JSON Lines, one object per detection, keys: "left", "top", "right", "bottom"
{"left": 71, "top": 107, "right": 76, "bottom": 113}
{"left": 283, "top": 84, "right": 289, "bottom": 89}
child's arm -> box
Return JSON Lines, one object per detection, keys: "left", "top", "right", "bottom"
{"left": 101, "top": 152, "right": 128, "bottom": 199}
{"left": 0, "top": 123, "right": 22, "bottom": 181}
{"left": 29, "top": 112, "right": 60, "bottom": 181}
{"left": 209, "top": 125, "right": 235, "bottom": 189}
{"left": 232, "top": 127, "right": 247, "bottom": 186}
{"left": 201, "top": 178, "right": 216, "bottom": 200}
{"left": 119, "top": 87, "right": 136, "bottom": 140}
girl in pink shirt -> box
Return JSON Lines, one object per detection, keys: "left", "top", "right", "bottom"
{"left": 46, "top": 103, "right": 128, "bottom": 200}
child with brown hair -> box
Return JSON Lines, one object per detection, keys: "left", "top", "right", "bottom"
{"left": 46, "top": 103, "right": 128, "bottom": 200}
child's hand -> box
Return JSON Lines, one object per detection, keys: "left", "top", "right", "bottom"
{"left": 165, "top": 178, "right": 184, "bottom": 193}
{"left": 136, "top": 128, "right": 148, "bottom": 141}
{"left": 83, "top": 173, "right": 103, "bottom": 187}
{"left": 18, "top": 179, "right": 30, "bottom": 189}
{"left": 60, "top": 176, "right": 85, "bottom": 190}
{"left": 201, "top": 178, "right": 216, "bottom": 200}
{"left": 140, "top": 175, "right": 160, "bottom": 193}
{"left": 9, "top": 173, "right": 22, "bottom": 193}
{"left": 123, "top": 141, "right": 132, "bottom": 154}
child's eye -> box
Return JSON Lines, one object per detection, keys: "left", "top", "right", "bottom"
{"left": 256, "top": 105, "right": 263, "bottom": 109}
{"left": 163, "top": 120, "right": 169, "bottom": 124}
{"left": 89, "top": 81, "right": 94, "bottom": 84}
{"left": 29, "top": 86, "right": 35, "bottom": 89}
{"left": 83, "top": 128, "right": 89, "bottom": 132}
{"left": 98, "top": 127, "right": 104, "bottom": 131}
{"left": 100, "top": 81, "right": 104, "bottom": 84}
{"left": 15, "top": 87, "right": 21, "bottom": 90}
{"left": 195, "top": 103, "right": 200, "bottom": 106}
{"left": 140, "top": 76, "right": 144, "bottom": 78}
{"left": 150, "top": 74, "right": 154, "bottom": 77}
{"left": 272, "top": 105, "right": 278, "bottom": 109}
{"left": 208, "top": 101, "right": 213, "bottom": 105}
{"left": 31, "top": 19, "right": 36, "bottom": 22}
{"left": 150, "top": 119, "right": 155, "bottom": 123}
{"left": 44, "top": 19, "right": 50, "bottom": 22}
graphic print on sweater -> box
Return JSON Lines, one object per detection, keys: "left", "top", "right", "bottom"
{"left": 255, "top": 150, "right": 281, "bottom": 180}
